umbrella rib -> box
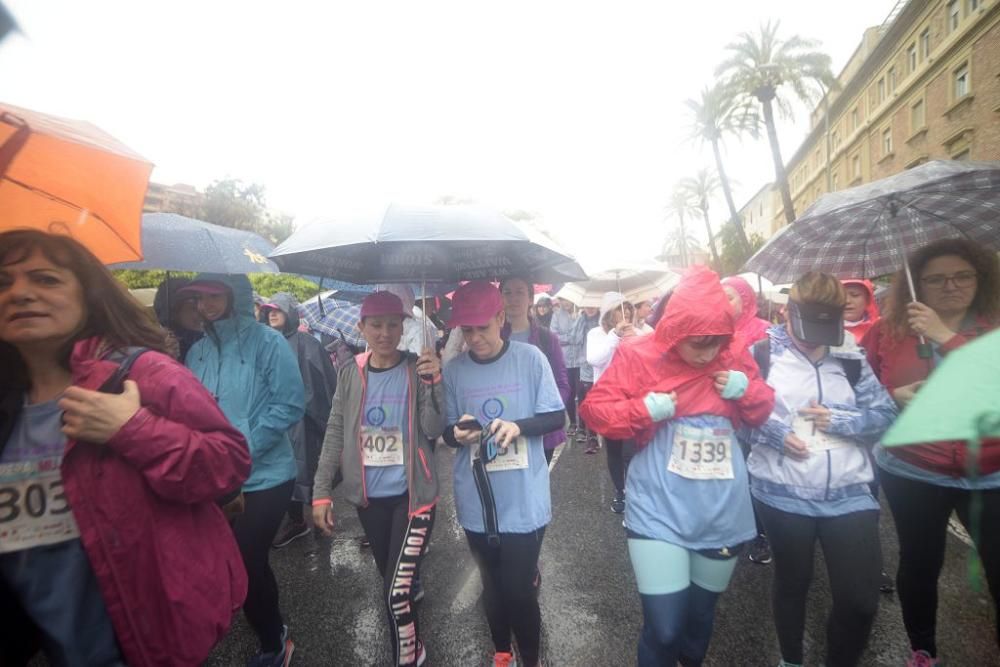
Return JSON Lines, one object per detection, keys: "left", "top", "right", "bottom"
{"left": 3, "top": 175, "right": 140, "bottom": 258}
{"left": 902, "top": 201, "right": 977, "bottom": 241}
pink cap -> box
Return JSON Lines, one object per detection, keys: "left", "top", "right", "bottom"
{"left": 178, "top": 280, "right": 229, "bottom": 296}
{"left": 448, "top": 281, "right": 503, "bottom": 328}
{"left": 360, "top": 291, "right": 410, "bottom": 320}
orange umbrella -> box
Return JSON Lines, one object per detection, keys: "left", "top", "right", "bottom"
{"left": 0, "top": 102, "right": 152, "bottom": 263}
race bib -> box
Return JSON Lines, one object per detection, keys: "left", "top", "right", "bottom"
{"left": 361, "top": 427, "right": 404, "bottom": 467}
{"left": 791, "top": 416, "right": 854, "bottom": 452}
{"left": 0, "top": 458, "right": 79, "bottom": 554}
{"left": 668, "top": 426, "right": 735, "bottom": 480}
{"left": 473, "top": 437, "right": 530, "bottom": 472}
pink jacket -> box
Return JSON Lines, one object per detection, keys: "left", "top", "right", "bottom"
{"left": 63, "top": 338, "right": 251, "bottom": 666}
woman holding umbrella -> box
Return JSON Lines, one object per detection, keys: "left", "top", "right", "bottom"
{"left": 861, "top": 238, "right": 1000, "bottom": 666}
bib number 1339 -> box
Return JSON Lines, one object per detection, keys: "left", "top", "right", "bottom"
{"left": 668, "top": 426, "right": 734, "bottom": 480}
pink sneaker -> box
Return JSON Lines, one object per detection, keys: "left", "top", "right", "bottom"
{"left": 494, "top": 651, "right": 517, "bottom": 667}
{"left": 906, "top": 649, "right": 941, "bottom": 667}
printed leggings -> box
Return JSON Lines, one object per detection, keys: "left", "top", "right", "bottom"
{"left": 357, "top": 494, "right": 435, "bottom": 666}
{"left": 756, "top": 502, "right": 881, "bottom": 667}
{"left": 232, "top": 479, "right": 294, "bottom": 653}
{"left": 466, "top": 528, "right": 546, "bottom": 667}
{"left": 627, "top": 535, "right": 738, "bottom": 667}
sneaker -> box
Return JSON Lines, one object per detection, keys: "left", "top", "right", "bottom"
{"left": 610, "top": 490, "right": 626, "bottom": 514}
{"left": 360, "top": 536, "right": 371, "bottom": 548}
{"left": 416, "top": 640, "right": 427, "bottom": 666}
{"left": 584, "top": 437, "right": 600, "bottom": 454}
{"left": 747, "top": 534, "right": 772, "bottom": 565}
{"left": 494, "top": 651, "right": 517, "bottom": 667}
{"left": 272, "top": 521, "right": 310, "bottom": 549}
{"left": 906, "top": 650, "right": 941, "bottom": 667}
{"left": 247, "top": 625, "right": 293, "bottom": 667}
{"left": 879, "top": 569, "right": 895, "bottom": 594}
{"left": 574, "top": 430, "right": 588, "bottom": 443}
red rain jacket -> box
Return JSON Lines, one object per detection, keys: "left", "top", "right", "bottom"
{"left": 581, "top": 267, "right": 774, "bottom": 447}
{"left": 62, "top": 338, "right": 251, "bottom": 666}
{"left": 842, "top": 278, "right": 880, "bottom": 342}
{"left": 862, "top": 318, "right": 1000, "bottom": 476}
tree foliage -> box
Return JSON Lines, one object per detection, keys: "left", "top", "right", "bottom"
{"left": 198, "top": 178, "right": 296, "bottom": 245}
{"left": 112, "top": 270, "right": 320, "bottom": 302}
{"left": 719, "top": 224, "right": 765, "bottom": 276}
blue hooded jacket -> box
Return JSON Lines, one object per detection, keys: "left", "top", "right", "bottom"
{"left": 185, "top": 274, "right": 305, "bottom": 492}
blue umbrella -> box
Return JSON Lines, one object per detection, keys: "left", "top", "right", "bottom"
{"left": 269, "top": 203, "right": 587, "bottom": 284}
{"left": 299, "top": 295, "right": 365, "bottom": 348}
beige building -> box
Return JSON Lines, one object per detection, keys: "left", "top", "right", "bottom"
{"left": 739, "top": 182, "right": 779, "bottom": 241}
{"left": 750, "top": 0, "right": 1000, "bottom": 237}
{"left": 143, "top": 182, "right": 204, "bottom": 216}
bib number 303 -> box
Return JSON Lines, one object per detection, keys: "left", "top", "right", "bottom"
{"left": 667, "top": 426, "right": 735, "bottom": 480}
{"left": 0, "top": 459, "right": 79, "bottom": 554}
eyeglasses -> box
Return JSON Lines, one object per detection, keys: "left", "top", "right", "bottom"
{"left": 919, "top": 271, "right": 978, "bottom": 290}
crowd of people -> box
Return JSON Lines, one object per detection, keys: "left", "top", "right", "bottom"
{"left": 1, "top": 228, "right": 998, "bottom": 667}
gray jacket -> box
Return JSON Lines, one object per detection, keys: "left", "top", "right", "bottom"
{"left": 313, "top": 353, "right": 444, "bottom": 516}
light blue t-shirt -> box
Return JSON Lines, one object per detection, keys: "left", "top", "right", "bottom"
{"left": 444, "top": 341, "right": 564, "bottom": 534}
{"left": 0, "top": 399, "right": 123, "bottom": 666}
{"left": 362, "top": 361, "right": 410, "bottom": 498}
{"left": 626, "top": 414, "right": 757, "bottom": 550}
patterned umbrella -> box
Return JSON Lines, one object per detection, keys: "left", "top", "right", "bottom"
{"left": 743, "top": 160, "right": 1000, "bottom": 289}
{"left": 298, "top": 296, "right": 365, "bottom": 348}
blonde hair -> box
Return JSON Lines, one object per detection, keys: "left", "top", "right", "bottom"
{"left": 789, "top": 272, "right": 846, "bottom": 308}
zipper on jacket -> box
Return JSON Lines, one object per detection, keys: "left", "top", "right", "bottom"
{"left": 357, "top": 365, "right": 369, "bottom": 506}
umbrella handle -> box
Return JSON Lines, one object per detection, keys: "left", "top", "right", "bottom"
{"left": 903, "top": 258, "right": 933, "bottom": 359}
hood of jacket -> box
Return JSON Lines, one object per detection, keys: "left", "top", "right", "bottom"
{"left": 842, "top": 278, "right": 880, "bottom": 325}
{"left": 153, "top": 277, "right": 193, "bottom": 327}
{"left": 723, "top": 276, "right": 771, "bottom": 344}
{"left": 192, "top": 273, "right": 256, "bottom": 345}
{"left": 655, "top": 266, "right": 735, "bottom": 354}
{"left": 260, "top": 292, "right": 302, "bottom": 336}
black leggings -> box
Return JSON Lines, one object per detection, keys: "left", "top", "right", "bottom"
{"left": 881, "top": 470, "right": 1000, "bottom": 657}
{"left": 466, "top": 528, "right": 546, "bottom": 667}
{"left": 232, "top": 479, "right": 294, "bottom": 653}
{"left": 606, "top": 439, "right": 633, "bottom": 494}
{"left": 756, "top": 502, "right": 881, "bottom": 667}
{"left": 577, "top": 381, "right": 593, "bottom": 434}
{"left": 357, "top": 494, "right": 434, "bottom": 666}
{"left": 565, "top": 367, "right": 580, "bottom": 426}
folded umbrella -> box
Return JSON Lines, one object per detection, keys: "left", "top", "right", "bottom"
{"left": 0, "top": 103, "right": 152, "bottom": 263}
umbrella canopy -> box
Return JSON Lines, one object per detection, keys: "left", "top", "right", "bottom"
{"left": 269, "top": 203, "right": 587, "bottom": 284}
{"left": 110, "top": 213, "right": 281, "bottom": 273}
{"left": 299, "top": 296, "right": 366, "bottom": 348}
{"left": 556, "top": 262, "right": 680, "bottom": 308}
{"left": 883, "top": 328, "right": 1000, "bottom": 447}
{"left": 743, "top": 160, "right": 1000, "bottom": 283}
{"left": 0, "top": 103, "right": 152, "bottom": 263}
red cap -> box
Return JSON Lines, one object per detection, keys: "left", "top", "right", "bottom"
{"left": 448, "top": 281, "right": 503, "bottom": 328}
{"left": 178, "top": 280, "right": 229, "bottom": 296}
{"left": 360, "top": 291, "right": 409, "bottom": 320}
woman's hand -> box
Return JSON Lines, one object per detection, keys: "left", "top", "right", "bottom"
{"left": 453, "top": 414, "right": 481, "bottom": 446}
{"left": 489, "top": 419, "right": 522, "bottom": 449}
{"left": 907, "top": 302, "right": 955, "bottom": 345}
{"left": 416, "top": 348, "right": 441, "bottom": 378}
{"left": 713, "top": 371, "right": 730, "bottom": 394}
{"left": 313, "top": 503, "right": 335, "bottom": 536}
{"left": 892, "top": 381, "right": 925, "bottom": 408}
{"left": 614, "top": 320, "right": 636, "bottom": 338}
{"left": 58, "top": 380, "right": 142, "bottom": 443}
{"left": 783, "top": 432, "right": 810, "bottom": 460}
{"left": 798, "top": 400, "right": 832, "bottom": 432}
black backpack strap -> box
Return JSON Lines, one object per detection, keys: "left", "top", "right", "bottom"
{"left": 98, "top": 347, "right": 150, "bottom": 393}
{"left": 842, "top": 358, "right": 862, "bottom": 389}
{"left": 752, "top": 338, "right": 771, "bottom": 380}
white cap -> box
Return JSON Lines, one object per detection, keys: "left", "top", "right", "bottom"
{"left": 599, "top": 291, "right": 626, "bottom": 320}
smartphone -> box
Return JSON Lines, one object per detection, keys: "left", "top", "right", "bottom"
{"left": 456, "top": 418, "right": 482, "bottom": 431}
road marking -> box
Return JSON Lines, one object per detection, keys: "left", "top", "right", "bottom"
{"left": 448, "top": 441, "right": 567, "bottom": 614}
{"left": 948, "top": 515, "right": 974, "bottom": 547}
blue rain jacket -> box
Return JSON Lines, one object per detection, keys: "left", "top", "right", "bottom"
{"left": 186, "top": 274, "right": 305, "bottom": 492}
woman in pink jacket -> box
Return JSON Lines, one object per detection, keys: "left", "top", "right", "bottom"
{"left": 0, "top": 230, "right": 251, "bottom": 667}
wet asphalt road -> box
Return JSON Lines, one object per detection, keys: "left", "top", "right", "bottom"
{"left": 206, "top": 441, "right": 999, "bottom": 667}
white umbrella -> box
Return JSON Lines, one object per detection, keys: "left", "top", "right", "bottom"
{"left": 557, "top": 261, "right": 681, "bottom": 309}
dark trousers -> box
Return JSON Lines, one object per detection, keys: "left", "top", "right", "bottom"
{"left": 578, "top": 381, "right": 593, "bottom": 434}
{"left": 357, "top": 494, "right": 435, "bottom": 666}
{"left": 232, "top": 479, "right": 294, "bottom": 653}
{"left": 756, "top": 502, "right": 881, "bottom": 667}
{"left": 881, "top": 470, "right": 1000, "bottom": 657}
{"left": 565, "top": 367, "right": 580, "bottom": 426}
{"left": 466, "top": 528, "right": 546, "bottom": 667}
{"left": 606, "top": 439, "right": 633, "bottom": 494}
{"left": 638, "top": 586, "right": 722, "bottom": 667}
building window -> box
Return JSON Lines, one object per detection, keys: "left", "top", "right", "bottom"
{"left": 852, "top": 154, "right": 862, "bottom": 179}
{"left": 883, "top": 127, "right": 893, "bottom": 156}
{"left": 832, "top": 171, "right": 839, "bottom": 190}
{"left": 911, "top": 98, "right": 925, "bottom": 130}
{"left": 831, "top": 130, "right": 840, "bottom": 150}
{"left": 877, "top": 77, "right": 886, "bottom": 103}
{"left": 948, "top": 0, "right": 961, "bottom": 32}
{"left": 888, "top": 66, "right": 897, "bottom": 94}
{"left": 851, "top": 107, "right": 859, "bottom": 131}
{"left": 953, "top": 149, "right": 970, "bottom": 160}
{"left": 954, "top": 62, "right": 969, "bottom": 99}
{"left": 907, "top": 44, "right": 917, "bottom": 73}
{"left": 920, "top": 28, "right": 931, "bottom": 60}
{"left": 967, "top": 0, "right": 979, "bottom": 13}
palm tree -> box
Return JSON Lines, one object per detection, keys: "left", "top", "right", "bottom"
{"left": 717, "top": 20, "right": 834, "bottom": 225}
{"left": 662, "top": 188, "right": 701, "bottom": 268}
{"left": 685, "top": 82, "right": 758, "bottom": 256}
{"left": 678, "top": 168, "right": 724, "bottom": 270}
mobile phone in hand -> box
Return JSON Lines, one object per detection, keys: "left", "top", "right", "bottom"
{"left": 456, "top": 418, "right": 482, "bottom": 431}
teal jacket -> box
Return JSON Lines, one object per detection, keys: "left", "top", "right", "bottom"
{"left": 185, "top": 274, "right": 305, "bottom": 492}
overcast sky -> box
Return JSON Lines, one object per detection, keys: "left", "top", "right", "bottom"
{"left": 1, "top": 0, "right": 897, "bottom": 266}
